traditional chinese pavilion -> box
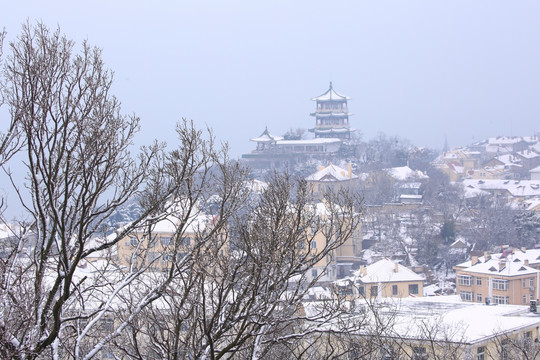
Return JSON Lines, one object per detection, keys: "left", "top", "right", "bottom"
{"left": 310, "top": 82, "right": 354, "bottom": 140}
{"left": 242, "top": 83, "right": 353, "bottom": 169}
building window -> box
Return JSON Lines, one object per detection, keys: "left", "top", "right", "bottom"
{"left": 358, "top": 286, "right": 365, "bottom": 295}
{"left": 162, "top": 253, "right": 174, "bottom": 262}
{"left": 524, "top": 295, "right": 528, "bottom": 304}
{"left": 492, "top": 279, "right": 509, "bottom": 291}
{"left": 476, "top": 293, "right": 482, "bottom": 302}
{"left": 460, "top": 291, "right": 473, "bottom": 302}
{"left": 493, "top": 295, "right": 509, "bottom": 304}
{"left": 127, "top": 236, "right": 137, "bottom": 246}
{"left": 310, "top": 241, "right": 317, "bottom": 250}
{"left": 182, "top": 237, "right": 191, "bottom": 247}
{"left": 476, "top": 346, "right": 485, "bottom": 360}
{"left": 476, "top": 277, "right": 482, "bottom": 286}
{"left": 412, "top": 346, "right": 427, "bottom": 360}
{"left": 392, "top": 285, "right": 398, "bottom": 296}
{"left": 457, "top": 275, "right": 473, "bottom": 286}
{"left": 408, "top": 284, "right": 419, "bottom": 295}
{"left": 101, "top": 318, "right": 114, "bottom": 332}
{"left": 371, "top": 285, "right": 379, "bottom": 297}
{"left": 161, "top": 236, "right": 172, "bottom": 246}
{"left": 525, "top": 331, "right": 532, "bottom": 351}
{"left": 501, "top": 339, "right": 510, "bottom": 360}
{"left": 530, "top": 277, "right": 535, "bottom": 287}
{"left": 312, "top": 269, "right": 317, "bottom": 277}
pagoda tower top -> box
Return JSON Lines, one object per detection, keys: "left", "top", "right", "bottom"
{"left": 311, "top": 82, "right": 351, "bottom": 102}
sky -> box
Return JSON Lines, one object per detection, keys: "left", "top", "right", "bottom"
{"left": 2, "top": 1, "right": 540, "bottom": 158}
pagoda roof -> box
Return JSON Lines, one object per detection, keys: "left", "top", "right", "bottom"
{"left": 250, "top": 127, "right": 283, "bottom": 143}
{"left": 310, "top": 127, "right": 356, "bottom": 134}
{"left": 310, "top": 112, "right": 352, "bottom": 118}
{"left": 311, "top": 82, "right": 351, "bottom": 102}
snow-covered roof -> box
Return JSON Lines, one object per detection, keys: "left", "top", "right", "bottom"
{"left": 244, "top": 179, "right": 268, "bottom": 193}
{"left": 312, "top": 127, "right": 356, "bottom": 134}
{"left": 387, "top": 297, "right": 540, "bottom": 344}
{"left": 129, "top": 212, "right": 213, "bottom": 235}
{"left": 250, "top": 127, "right": 283, "bottom": 143}
{"left": 311, "top": 82, "right": 350, "bottom": 102}
{"left": 530, "top": 166, "right": 540, "bottom": 173}
{"left": 485, "top": 145, "right": 512, "bottom": 154}
{"left": 530, "top": 143, "right": 540, "bottom": 154}
{"left": 488, "top": 136, "right": 526, "bottom": 145}
{"left": 493, "top": 154, "right": 522, "bottom": 166}
{"left": 456, "top": 257, "right": 539, "bottom": 277}
{"left": 450, "top": 237, "right": 470, "bottom": 248}
{"left": 305, "top": 296, "right": 540, "bottom": 345}
{"left": 306, "top": 164, "right": 358, "bottom": 182}
{"left": 0, "top": 223, "right": 23, "bottom": 240}
{"left": 350, "top": 258, "right": 424, "bottom": 284}
{"left": 521, "top": 197, "right": 540, "bottom": 211}
{"left": 313, "top": 112, "right": 352, "bottom": 118}
{"left": 457, "top": 248, "right": 540, "bottom": 270}
{"left": 275, "top": 138, "right": 341, "bottom": 146}
{"left": 462, "top": 179, "right": 540, "bottom": 197}
{"left": 384, "top": 166, "right": 429, "bottom": 181}
{"left": 517, "top": 149, "right": 540, "bottom": 159}
{"left": 398, "top": 182, "right": 422, "bottom": 189}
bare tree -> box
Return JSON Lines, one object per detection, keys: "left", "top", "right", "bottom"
{"left": 490, "top": 327, "right": 540, "bottom": 360}
{"left": 110, "top": 174, "right": 363, "bottom": 360}
{"left": 0, "top": 22, "right": 365, "bottom": 360}
{"left": 0, "top": 22, "right": 178, "bottom": 359}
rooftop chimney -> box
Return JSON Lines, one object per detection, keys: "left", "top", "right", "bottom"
{"left": 471, "top": 256, "right": 479, "bottom": 266}
{"left": 348, "top": 163, "right": 352, "bottom": 179}
{"left": 394, "top": 262, "right": 399, "bottom": 273}
{"left": 484, "top": 251, "right": 491, "bottom": 261}
{"left": 525, "top": 259, "right": 530, "bottom": 266}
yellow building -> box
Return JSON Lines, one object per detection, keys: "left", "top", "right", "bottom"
{"left": 335, "top": 258, "right": 424, "bottom": 299}
{"left": 454, "top": 249, "right": 540, "bottom": 305}
{"left": 305, "top": 163, "right": 358, "bottom": 198}
{"left": 305, "top": 296, "right": 540, "bottom": 359}
{"left": 116, "top": 212, "right": 214, "bottom": 270}
{"left": 308, "top": 201, "right": 363, "bottom": 282}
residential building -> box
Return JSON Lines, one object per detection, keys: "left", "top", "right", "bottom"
{"left": 305, "top": 163, "right": 359, "bottom": 198}
{"left": 454, "top": 249, "right": 540, "bottom": 305}
{"left": 308, "top": 202, "right": 363, "bottom": 282}
{"left": 335, "top": 258, "right": 424, "bottom": 299}
{"left": 341, "top": 296, "right": 540, "bottom": 359}
{"left": 116, "top": 211, "right": 213, "bottom": 270}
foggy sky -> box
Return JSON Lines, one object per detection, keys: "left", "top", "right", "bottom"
{"left": 3, "top": 1, "right": 540, "bottom": 157}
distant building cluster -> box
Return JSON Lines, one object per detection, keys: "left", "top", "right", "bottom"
{"left": 436, "top": 136, "right": 540, "bottom": 210}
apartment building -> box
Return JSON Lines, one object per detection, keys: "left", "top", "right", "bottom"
{"left": 454, "top": 249, "right": 540, "bottom": 305}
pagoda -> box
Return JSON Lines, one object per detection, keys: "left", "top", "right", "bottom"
{"left": 309, "top": 82, "right": 354, "bottom": 140}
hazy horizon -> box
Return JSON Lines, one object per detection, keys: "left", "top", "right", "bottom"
{"left": 3, "top": 1, "right": 540, "bottom": 157}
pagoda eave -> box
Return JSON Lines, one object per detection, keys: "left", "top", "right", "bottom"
{"left": 310, "top": 112, "right": 352, "bottom": 117}
{"left": 309, "top": 128, "right": 356, "bottom": 134}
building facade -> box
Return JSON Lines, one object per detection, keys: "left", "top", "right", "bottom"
{"left": 454, "top": 249, "right": 540, "bottom": 305}
{"left": 335, "top": 258, "right": 424, "bottom": 299}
